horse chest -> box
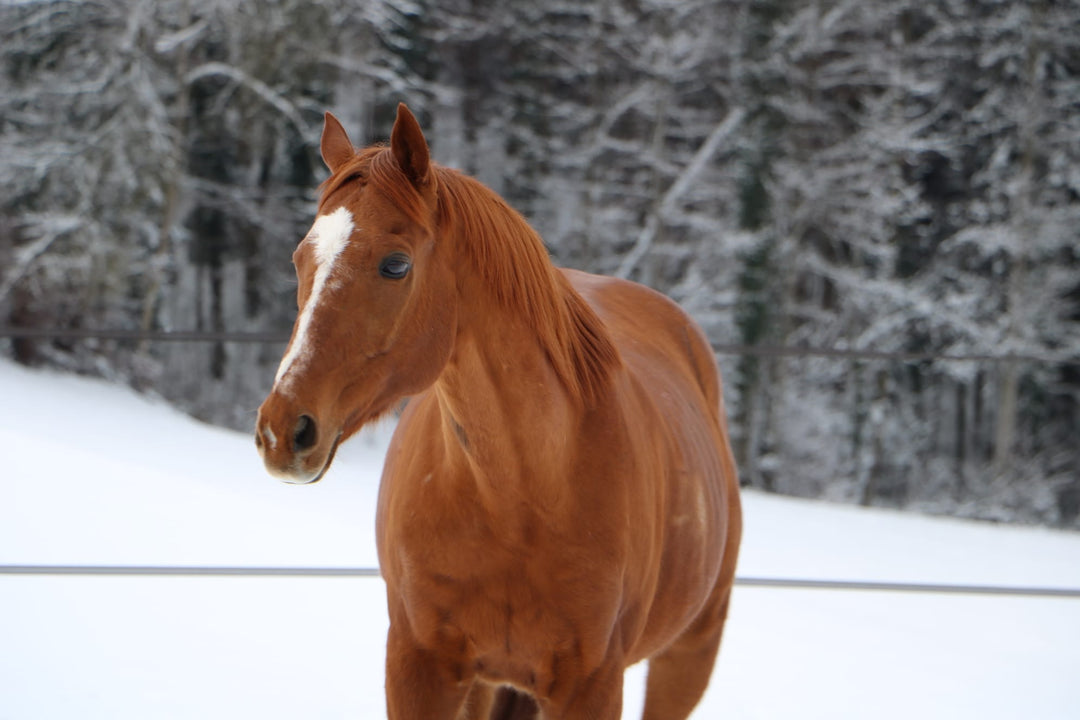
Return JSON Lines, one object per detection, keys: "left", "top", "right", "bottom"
{"left": 383, "top": 484, "right": 626, "bottom": 682}
{"left": 396, "top": 558, "right": 618, "bottom": 694}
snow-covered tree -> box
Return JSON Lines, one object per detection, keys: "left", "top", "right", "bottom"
{"left": 2, "top": 0, "right": 1076, "bottom": 525}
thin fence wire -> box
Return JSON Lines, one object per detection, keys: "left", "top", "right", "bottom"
{"left": 0, "top": 326, "right": 1072, "bottom": 364}
{"left": 1, "top": 565, "right": 1078, "bottom": 598}
{"left": 0, "top": 328, "right": 290, "bottom": 344}
{"left": 2, "top": 329, "right": 1076, "bottom": 600}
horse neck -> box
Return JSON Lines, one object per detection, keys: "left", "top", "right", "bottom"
{"left": 432, "top": 293, "right": 581, "bottom": 505}
{"left": 429, "top": 174, "right": 605, "bottom": 498}
{"left": 433, "top": 168, "right": 618, "bottom": 408}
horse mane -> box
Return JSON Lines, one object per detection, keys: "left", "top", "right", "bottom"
{"left": 434, "top": 166, "right": 622, "bottom": 407}
{"left": 320, "top": 146, "right": 620, "bottom": 407}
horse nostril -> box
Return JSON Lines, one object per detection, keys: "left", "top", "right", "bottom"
{"left": 293, "top": 414, "right": 318, "bottom": 453}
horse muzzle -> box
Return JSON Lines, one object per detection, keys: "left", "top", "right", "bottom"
{"left": 255, "top": 392, "right": 342, "bottom": 484}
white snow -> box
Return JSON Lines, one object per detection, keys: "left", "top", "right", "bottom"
{"left": 1, "top": 356, "right": 1078, "bottom": 719}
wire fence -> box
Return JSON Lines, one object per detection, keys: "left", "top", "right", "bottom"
{"left": 3, "top": 327, "right": 1076, "bottom": 601}
{"left": 1, "top": 565, "right": 1078, "bottom": 599}
{"left": 0, "top": 326, "right": 1072, "bottom": 364}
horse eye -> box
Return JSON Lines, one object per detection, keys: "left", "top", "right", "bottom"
{"left": 379, "top": 253, "right": 412, "bottom": 280}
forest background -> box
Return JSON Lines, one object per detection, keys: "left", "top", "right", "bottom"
{"left": 2, "top": 0, "right": 1078, "bottom": 527}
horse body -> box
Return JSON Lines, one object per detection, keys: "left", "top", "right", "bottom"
{"left": 257, "top": 104, "right": 741, "bottom": 720}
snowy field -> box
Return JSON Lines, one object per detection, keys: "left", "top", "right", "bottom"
{"left": 2, "top": 356, "right": 1079, "bottom": 719}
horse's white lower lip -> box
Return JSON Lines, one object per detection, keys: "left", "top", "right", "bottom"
{"left": 279, "top": 474, "right": 319, "bottom": 486}
{"left": 265, "top": 463, "right": 318, "bottom": 485}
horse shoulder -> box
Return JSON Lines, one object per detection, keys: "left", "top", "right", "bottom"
{"left": 561, "top": 268, "right": 721, "bottom": 413}
{"left": 375, "top": 393, "right": 460, "bottom": 572}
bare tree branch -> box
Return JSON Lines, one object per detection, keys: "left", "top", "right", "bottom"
{"left": 185, "top": 62, "right": 309, "bottom": 137}
{"left": 0, "top": 215, "right": 81, "bottom": 303}
{"left": 616, "top": 107, "right": 746, "bottom": 279}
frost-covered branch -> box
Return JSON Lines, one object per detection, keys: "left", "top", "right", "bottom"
{"left": 616, "top": 107, "right": 746, "bottom": 279}
{"left": 0, "top": 215, "right": 81, "bottom": 303}
{"left": 185, "top": 62, "right": 309, "bottom": 136}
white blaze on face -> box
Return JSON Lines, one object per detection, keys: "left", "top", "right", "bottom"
{"left": 274, "top": 206, "right": 355, "bottom": 390}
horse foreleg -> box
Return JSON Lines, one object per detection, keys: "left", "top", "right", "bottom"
{"left": 640, "top": 586, "right": 732, "bottom": 720}
{"left": 385, "top": 625, "right": 469, "bottom": 720}
{"left": 541, "top": 659, "right": 624, "bottom": 720}
{"left": 456, "top": 681, "right": 497, "bottom": 720}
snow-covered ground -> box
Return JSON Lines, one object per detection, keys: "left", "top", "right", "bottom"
{"left": 2, "top": 357, "right": 1079, "bottom": 719}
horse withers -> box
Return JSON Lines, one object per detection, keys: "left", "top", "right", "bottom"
{"left": 256, "top": 103, "right": 742, "bottom": 720}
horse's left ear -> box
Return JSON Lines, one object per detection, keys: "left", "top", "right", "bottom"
{"left": 390, "top": 103, "right": 431, "bottom": 186}
{"left": 321, "top": 112, "right": 355, "bottom": 174}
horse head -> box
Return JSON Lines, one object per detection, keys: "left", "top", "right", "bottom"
{"left": 255, "top": 104, "right": 456, "bottom": 483}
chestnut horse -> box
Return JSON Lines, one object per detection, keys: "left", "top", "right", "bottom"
{"left": 256, "top": 104, "right": 741, "bottom": 720}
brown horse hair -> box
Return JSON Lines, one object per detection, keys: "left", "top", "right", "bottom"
{"left": 319, "top": 145, "right": 621, "bottom": 408}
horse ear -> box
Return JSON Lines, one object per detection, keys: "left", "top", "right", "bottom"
{"left": 321, "top": 111, "right": 355, "bottom": 174}
{"left": 390, "top": 102, "right": 431, "bottom": 186}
